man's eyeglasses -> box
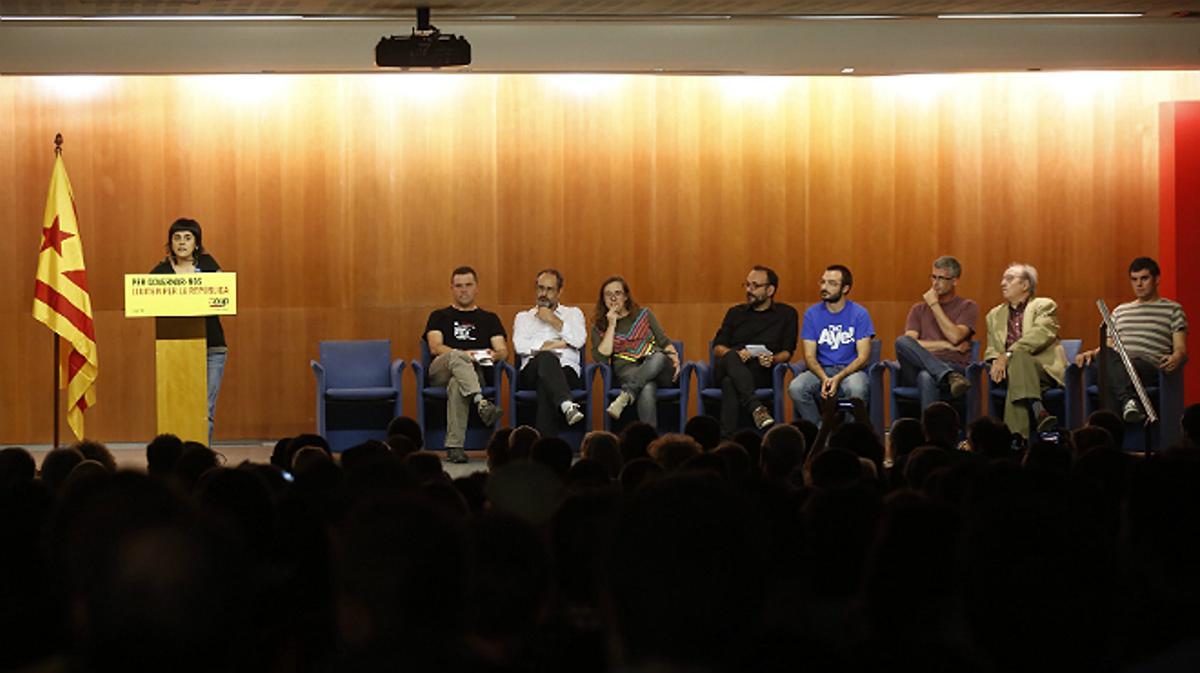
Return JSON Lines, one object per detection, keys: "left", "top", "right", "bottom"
{"left": 930, "top": 274, "right": 956, "bottom": 282}
{"left": 744, "top": 281, "right": 769, "bottom": 290}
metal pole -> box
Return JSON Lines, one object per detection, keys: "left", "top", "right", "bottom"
{"left": 53, "top": 337, "right": 60, "bottom": 449}
{"left": 52, "top": 133, "right": 63, "bottom": 449}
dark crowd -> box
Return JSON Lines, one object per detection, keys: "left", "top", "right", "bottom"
{"left": 3, "top": 401, "right": 1200, "bottom": 673}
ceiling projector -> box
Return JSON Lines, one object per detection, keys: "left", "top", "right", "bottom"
{"left": 376, "top": 8, "right": 471, "bottom": 68}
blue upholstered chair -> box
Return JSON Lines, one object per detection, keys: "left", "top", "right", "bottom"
{"left": 310, "top": 339, "right": 404, "bottom": 452}
{"left": 692, "top": 341, "right": 791, "bottom": 434}
{"left": 409, "top": 341, "right": 508, "bottom": 451}
{"left": 1079, "top": 358, "right": 1186, "bottom": 451}
{"left": 598, "top": 340, "right": 692, "bottom": 434}
{"left": 793, "top": 339, "right": 885, "bottom": 435}
{"left": 503, "top": 350, "right": 599, "bottom": 451}
{"left": 871, "top": 341, "right": 981, "bottom": 428}
{"left": 967, "top": 338, "right": 1083, "bottom": 432}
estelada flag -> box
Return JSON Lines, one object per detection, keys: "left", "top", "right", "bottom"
{"left": 32, "top": 153, "right": 98, "bottom": 440}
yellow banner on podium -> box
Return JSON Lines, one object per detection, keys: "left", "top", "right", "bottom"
{"left": 124, "top": 272, "right": 237, "bottom": 317}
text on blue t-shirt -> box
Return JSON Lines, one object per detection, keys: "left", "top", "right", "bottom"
{"left": 801, "top": 300, "right": 876, "bottom": 368}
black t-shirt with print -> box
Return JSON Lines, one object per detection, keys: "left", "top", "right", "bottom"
{"left": 423, "top": 307, "right": 507, "bottom": 351}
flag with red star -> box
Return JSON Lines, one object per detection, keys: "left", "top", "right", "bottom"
{"left": 32, "top": 154, "right": 97, "bottom": 440}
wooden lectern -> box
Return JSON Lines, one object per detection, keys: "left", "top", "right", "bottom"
{"left": 125, "top": 273, "right": 237, "bottom": 444}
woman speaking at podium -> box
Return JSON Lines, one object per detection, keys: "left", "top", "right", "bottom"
{"left": 151, "top": 218, "right": 227, "bottom": 446}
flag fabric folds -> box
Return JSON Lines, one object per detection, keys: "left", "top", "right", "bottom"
{"left": 32, "top": 154, "right": 98, "bottom": 440}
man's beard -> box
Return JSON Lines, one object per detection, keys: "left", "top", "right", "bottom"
{"left": 821, "top": 291, "right": 842, "bottom": 304}
{"left": 747, "top": 294, "right": 768, "bottom": 308}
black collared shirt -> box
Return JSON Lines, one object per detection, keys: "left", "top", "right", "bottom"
{"left": 713, "top": 301, "right": 799, "bottom": 355}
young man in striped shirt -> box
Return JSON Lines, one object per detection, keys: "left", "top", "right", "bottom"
{"left": 1076, "top": 257, "right": 1189, "bottom": 423}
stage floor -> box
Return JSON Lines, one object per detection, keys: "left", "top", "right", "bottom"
{"left": 24, "top": 442, "right": 490, "bottom": 479}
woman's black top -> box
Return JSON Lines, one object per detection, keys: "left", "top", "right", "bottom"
{"left": 150, "top": 253, "right": 227, "bottom": 350}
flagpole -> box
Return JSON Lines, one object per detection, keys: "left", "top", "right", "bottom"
{"left": 51, "top": 133, "right": 63, "bottom": 450}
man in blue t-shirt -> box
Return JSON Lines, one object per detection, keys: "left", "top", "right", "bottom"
{"left": 788, "top": 264, "right": 876, "bottom": 425}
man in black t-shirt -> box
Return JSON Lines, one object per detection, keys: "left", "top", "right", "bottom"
{"left": 711, "top": 265, "right": 798, "bottom": 437}
{"left": 424, "top": 266, "right": 508, "bottom": 463}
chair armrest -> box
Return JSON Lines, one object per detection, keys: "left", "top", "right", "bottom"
{"left": 678, "top": 362, "right": 693, "bottom": 429}
{"left": 1158, "top": 363, "right": 1186, "bottom": 446}
{"left": 390, "top": 359, "right": 405, "bottom": 418}
{"left": 311, "top": 360, "right": 327, "bottom": 392}
{"left": 501, "top": 361, "right": 518, "bottom": 426}
{"left": 598, "top": 363, "right": 614, "bottom": 396}
{"left": 311, "top": 360, "right": 327, "bottom": 435}
{"left": 772, "top": 363, "right": 791, "bottom": 421}
{"left": 410, "top": 359, "right": 426, "bottom": 389}
{"left": 867, "top": 361, "right": 888, "bottom": 435}
{"left": 692, "top": 361, "right": 712, "bottom": 389}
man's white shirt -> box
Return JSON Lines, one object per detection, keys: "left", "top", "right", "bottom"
{"left": 512, "top": 305, "right": 587, "bottom": 375}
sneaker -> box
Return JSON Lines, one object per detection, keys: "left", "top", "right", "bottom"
{"left": 476, "top": 398, "right": 502, "bottom": 426}
{"left": 563, "top": 401, "right": 585, "bottom": 426}
{"left": 446, "top": 447, "right": 469, "bottom": 464}
{"left": 1122, "top": 399, "right": 1146, "bottom": 424}
{"left": 1036, "top": 410, "right": 1059, "bottom": 434}
{"left": 752, "top": 405, "right": 775, "bottom": 430}
{"left": 946, "top": 371, "right": 971, "bottom": 399}
{"left": 607, "top": 391, "right": 633, "bottom": 419}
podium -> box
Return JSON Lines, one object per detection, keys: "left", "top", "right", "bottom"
{"left": 125, "top": 273, "right": 237, "bottom": 444}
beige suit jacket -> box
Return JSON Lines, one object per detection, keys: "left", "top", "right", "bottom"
{"left": 983, "top": 296, "right": 1067, "bottom": 385}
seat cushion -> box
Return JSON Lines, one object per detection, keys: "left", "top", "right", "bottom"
{"left": 422, "top": 386, "right": 499, "bottom": 401}
{"left": 326, "top": 386, "right": 398, "bottom": 401}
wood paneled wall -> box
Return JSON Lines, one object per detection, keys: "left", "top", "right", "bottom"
{"left": 3, "top": 72, "right": 1198, "bottom": 444}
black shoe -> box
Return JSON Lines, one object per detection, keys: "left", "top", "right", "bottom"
{"left": 446, "top": 448, "right": 468, "bottom": 464}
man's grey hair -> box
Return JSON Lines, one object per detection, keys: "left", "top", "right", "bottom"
{"left": 933, "top": 255, "right": 962, "bottom": 279}
{"left": 1008, "top": 262, "right": 1038, "bottom": 296}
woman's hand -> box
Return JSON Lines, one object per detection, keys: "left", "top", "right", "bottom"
{"left": 606, "top": 308, "right": 621, "bottom": 326}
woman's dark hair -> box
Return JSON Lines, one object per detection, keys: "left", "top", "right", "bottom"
{"left": 165, "top": 218, "right": 205, "bottom": 260}
{"left": 592, "top": 276, "right": 640, "bottom": 333}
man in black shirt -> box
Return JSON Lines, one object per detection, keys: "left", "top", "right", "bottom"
{"left": 712, "top": 266, "right": 799, "bottom": 437}
{"left": 424, "top": 266, "right": 508, "bottom": 463}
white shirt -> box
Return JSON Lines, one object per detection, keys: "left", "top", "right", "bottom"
{"left": 512, "top": 304, "right": 587, "bottom": 374}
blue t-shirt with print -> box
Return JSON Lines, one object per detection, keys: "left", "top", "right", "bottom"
{"left": 801, "top": 300, "right": 875, "bottom": 368}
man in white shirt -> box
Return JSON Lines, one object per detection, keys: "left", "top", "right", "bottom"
{"left": 513, "top": 268, "right": 588, "bottom": 437}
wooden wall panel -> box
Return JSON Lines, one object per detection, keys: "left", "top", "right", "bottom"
{"left": 3, "top": 72, "right": 1199, "bottom": 444}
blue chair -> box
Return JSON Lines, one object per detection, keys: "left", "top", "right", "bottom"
{"left": 872, "top": 341, "right": 981, "bottom": 429}
{"left": 503, "top": 349, "right": 599, "bottom": 451}
{"left": 1079, "top": 358, "right": 1186, "bottom": 451}
{"left": 311, "top": 339, "right": 404, "bottom": 452}
{"left": 968, "top": 338, "right": 1082, "bottom": 432}
{"left": 792, "top": 339, "right": 885, "bottom": 435}
{"left": 409, "top": 341, "right": 508, "bottom": 451}
{"left": 692, "top": 341, "right": 790, "bottom": 433}
{"left": 598, "top": 340, "right": 692, "bottom": 434}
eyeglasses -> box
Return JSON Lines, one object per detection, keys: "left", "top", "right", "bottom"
{"left": 604, "top": 291, "right": 626, "bottom": 300}
{"left": 930, "top": 274, "right": 956, "bottom": 282}
{"left": 744, "top": 281, "right": 769, "bottom": 290}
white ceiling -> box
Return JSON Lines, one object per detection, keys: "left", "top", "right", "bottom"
{"left": 1, "top": 2, "right": 1198, "bottom": 74}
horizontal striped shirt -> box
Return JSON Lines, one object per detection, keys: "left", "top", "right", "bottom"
{"left": 1111, "top": 298, "right": 1188, "bottom": 361}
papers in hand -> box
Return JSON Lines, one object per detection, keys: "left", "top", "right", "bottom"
{"left": 745, "top": 344, "right": 772, "bottom": 357}
{"left": 469, "top": 350, "right": 494, "bottom": 366}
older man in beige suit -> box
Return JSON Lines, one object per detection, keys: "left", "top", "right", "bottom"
{"left": 984, "top": 263, "right": 1068, "bottom": 438}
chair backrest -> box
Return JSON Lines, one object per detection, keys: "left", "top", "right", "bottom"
{"left": 1060, "top": 338, "right": 1082, "bottom": 364}
{"left": 319, "top": 340, "right": 393, "bottom": 388}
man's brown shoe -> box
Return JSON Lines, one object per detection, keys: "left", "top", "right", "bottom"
{"left": 946, "top": 371, "right": 971, "bottom": 399}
